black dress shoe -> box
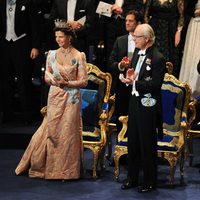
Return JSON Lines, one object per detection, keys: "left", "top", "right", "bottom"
{"left": 138, "top": 185, "right": 155, "bottom": 193}
{"left": 121, "top": 179, "right": 138, "bottom": 190}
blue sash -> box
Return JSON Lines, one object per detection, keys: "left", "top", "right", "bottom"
{"left": 49, "top": 50, "right": 79, "bottom": 104}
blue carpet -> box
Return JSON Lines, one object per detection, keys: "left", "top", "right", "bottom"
{"left": 1, "top": 125, "right": 200, "bottom": 199}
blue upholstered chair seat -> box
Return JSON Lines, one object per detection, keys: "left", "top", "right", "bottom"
{"left": 157, "top": 134, "right": 178, "bottom": 151}
{"left": 82, "top": 126, "right": 101, "bottom": 141}
{"left": 81, "top": 89, "right": 99, "bottom": 127}
{"left": 117, "top": 139, "right": 128, "bottom": 146}
{"left": 83, "top": 135, "right": 101, "bottom": 141}
{"left": 162, "top": 81, "right": 185, "bottom": 132}
{"left": 81, "top": 89, "right": 101, "bottom": 142}
{"left": 117, "top": 135, "right": 179, "bottom": 151}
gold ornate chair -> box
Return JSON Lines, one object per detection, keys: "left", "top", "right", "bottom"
{"left": 187, "top": 96, "right": 200, "bottom": 166}
{"left": 113, "top": 115, "right": 128, "bottom": 181}
{"left": 105, "top": 94, "right": 117, "bottom": 161}
{"left": 81, "top": 63, "right": 112, "bottom": 179}
{"left": 113, "top": 73, "right": 192, "bottom": 184}
{"left": 157, "top": 73, "right": 192, "bottom": 184}
{"left": 111, "top": 61, "right": 172, "bottom": 164}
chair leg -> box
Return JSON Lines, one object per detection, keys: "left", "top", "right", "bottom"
{"left": 106, "top": 125, "right": 116, "bottom": 161}
{"left": 106, "top": 132, "right": 112, "bottom": 161}
{"left": 169, "top": 159, "right": 177, "bottom": 185}
{"left": 92, "top": 149, "right": 99, "bottom": 179}
{"left": 114, "top": 153, "right": 120, "bottom": 181}
{"left": 99, "top": 147, "right": 106, "bottom": 170}
{"left": 180, "top": 150, "right": 185, "bottom": 177}
{"left": 187, "top": 137, "right": 194, "bottom": 166}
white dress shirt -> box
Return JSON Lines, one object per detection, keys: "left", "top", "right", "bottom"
{"left": 67, "top": 0, "right": 77, "bottom": 21}
{"left": 6, "top": 1, "right": 26, "bottom": 41}
{"left": 128, "top": 34, "right": 135, "bottom": 60}
{"left": 115, "top": 0, "right": 124, "bottom": 7}
{"left": 119, "top": 33, "right": 135, "bottom": 71}
{"left": 131, "top": 50, "right": 146, "bottom": 96}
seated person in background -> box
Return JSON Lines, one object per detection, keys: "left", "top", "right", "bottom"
{"left": 15, "top": 21, "right": 88, "bottom": 180}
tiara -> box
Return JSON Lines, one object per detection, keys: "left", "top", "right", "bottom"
{"left": 54, "top": 19, "right": 68, "bottom": 28}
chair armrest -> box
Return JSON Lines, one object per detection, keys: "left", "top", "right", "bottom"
{"left": 118, "top": 116, "right": 128, "bottom": 142}
{"left": 187, "top": 99, "right": 197, "bottom": 129}
{"left": 108, "top": 94, "right": 116, "bottom": 122}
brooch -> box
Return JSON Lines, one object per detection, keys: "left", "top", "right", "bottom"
{"left": 141, "top": 93, "right": 156, "bottom": 107}
{"left": 146, "top": 65, "right": 151, "bottom": 71}
{"left": 71, "top": 58, "right": 79, "bottom": 67}
{"left": 146, "top": 58, "right": 151, "bottom": 65}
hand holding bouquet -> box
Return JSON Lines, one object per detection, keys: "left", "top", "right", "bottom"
{"left": 120, "top": 56, "right": 131, "bottom": 69}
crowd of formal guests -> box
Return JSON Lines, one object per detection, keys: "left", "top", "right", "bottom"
{"left": 0, "top": 0, "right": 199, "bottom": 125}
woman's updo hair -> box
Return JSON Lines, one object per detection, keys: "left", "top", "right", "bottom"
{"left": 54, "top": 19, "right": 76, "bottom": 38}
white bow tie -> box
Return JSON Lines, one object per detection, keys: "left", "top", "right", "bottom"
{"left": 8, "top": 0, "right": 16, "bottom": 5}
{"left": 138, "top": 50, "right": 146, "bottom": 56}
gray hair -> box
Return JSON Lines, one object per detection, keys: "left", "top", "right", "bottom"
{"left": 141, "top": 24, "right": 155, "bottom": 44}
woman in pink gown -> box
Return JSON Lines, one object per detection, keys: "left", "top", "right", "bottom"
{"left": 15, "top": 21, "right": 88, "bottom": 180}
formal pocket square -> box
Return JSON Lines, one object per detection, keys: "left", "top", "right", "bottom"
{"left": 79, "top": 10, "right": 85, "bottom": 12}
{"left": 21, "top": 6, "right": 26, "bottom": 11}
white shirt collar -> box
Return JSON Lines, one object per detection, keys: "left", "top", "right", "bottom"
{"left": 138, "top": 49, "right": 146, "bottom": 55}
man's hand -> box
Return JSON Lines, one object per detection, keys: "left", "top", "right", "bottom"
{"left": 111, "top": 4, "right": 123, "bottom": 15}
{"left": 30, "top": 48, "right": 39, "bottom": 59}
{"left": 53, "top": 75, "right": 68, "bottom": 88}
{"left": 194, "top": 9, "right": 200, "bottom": 17}
{"left": 119, "top": 56, "right": 131, "bottom": 70}
{"left": 119, "top": 68, "right": 137, "bottom": 84}
{"left": 67, "top": 21, "right": 82, "bottom": 30}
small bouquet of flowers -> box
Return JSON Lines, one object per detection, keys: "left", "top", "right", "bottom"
{"left": 120, "top": 56, "right": 131, "bottom": 69}
{"left": 121, "top": 56, "right": 130, "bottom": 64}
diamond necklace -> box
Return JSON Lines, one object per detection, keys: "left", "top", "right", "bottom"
{"left": 60, "top": 46, "right": 72, "bottom": 57}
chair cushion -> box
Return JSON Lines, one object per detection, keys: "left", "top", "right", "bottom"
{"left": 81, "top": 89, "right": 98, "bottom": 126}
{"left": 82, "top": 135, "right": 100, "bottom": 141}
{"left": 82, "top": 126, "right": 101, "bottom": 141}
{"left": 162, "top": 81, "right": 186, "bottom": 132}
{"left": 157, "top": 134, "right": 178, "bottom": 151}
{"left": 117, "top": 139, "right": 128, "bottom": 146}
